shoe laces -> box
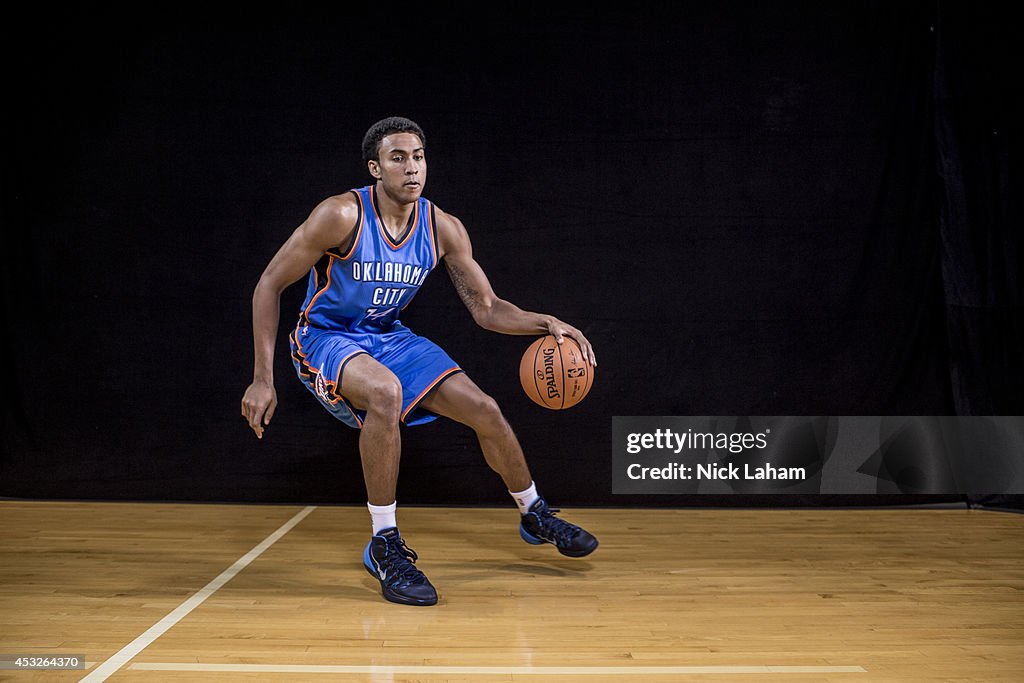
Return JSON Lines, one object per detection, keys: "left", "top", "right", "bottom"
{"left": 532, "top": 503, "right": 582, "bottom": 546}
{"left": 381, "top": 536, "right": 429, "bottom": 588}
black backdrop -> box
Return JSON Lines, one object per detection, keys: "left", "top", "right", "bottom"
{"left": 3, "top": 3, "right": 1020, "bottom": 507}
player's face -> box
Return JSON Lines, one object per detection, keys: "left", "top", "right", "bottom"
{"left": 369, "top": 132, "right": 427, "bottom": 203}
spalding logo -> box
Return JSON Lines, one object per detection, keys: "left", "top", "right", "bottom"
{"left": 542, "top": 348, "right": 560, "bottom": 399}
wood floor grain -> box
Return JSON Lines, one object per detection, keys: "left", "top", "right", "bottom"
{"left": 1, "top": 502, "right": 1021, "bottom": 681}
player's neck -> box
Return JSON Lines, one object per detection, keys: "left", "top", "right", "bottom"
{"left": 374, "top": 182, "right": 416, "bottom": 228}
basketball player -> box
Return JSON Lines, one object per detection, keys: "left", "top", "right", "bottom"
{"left": 241, "top": 117, "right": 598, "bottom": 606}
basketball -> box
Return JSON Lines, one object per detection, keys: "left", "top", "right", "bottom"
{"left": 519, "top": 335, "right": 594, "bottom": 409}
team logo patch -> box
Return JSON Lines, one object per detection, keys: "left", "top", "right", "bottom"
{"left": 314, "top": 363, "right": 332, "bottom": 402}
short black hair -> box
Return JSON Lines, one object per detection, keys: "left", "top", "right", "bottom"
{"left": 361, "top": 116, "right": 426, "bottom": 162}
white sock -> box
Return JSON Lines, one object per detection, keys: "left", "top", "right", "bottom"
{"left": 509, "top": 481, "right": 539, "bottom": 514}
{"left": 367, "top": 501, "right": 397, "bottom": 534}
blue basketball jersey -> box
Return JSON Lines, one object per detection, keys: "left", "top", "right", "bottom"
{"left": 298, "top": 185, "right": 439, "bottom": 333}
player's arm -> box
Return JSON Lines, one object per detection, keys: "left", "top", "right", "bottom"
{"left": 435, "top": 207, "right": 596, "bottom": 366}
{"left": 241, "top": 194, "right": 359, "bottom": 438}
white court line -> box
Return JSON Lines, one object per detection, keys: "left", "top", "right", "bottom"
{"left": 130, "top": 663, "right": 867, "bottom": 675}
{"left": 79, "top": 505, "right": 317, "bottom": 683}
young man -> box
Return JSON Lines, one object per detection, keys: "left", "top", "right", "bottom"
{"left": 241, "top": 117, "right": 598, "bottom": 606}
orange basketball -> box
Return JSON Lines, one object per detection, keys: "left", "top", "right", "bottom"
{"left": 519, "top": 335, "right": 594, "bottom": 409}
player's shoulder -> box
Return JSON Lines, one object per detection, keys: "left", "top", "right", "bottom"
{"left": 430, "top": 203, "right": 467, "bottom": 236}
{"left": 313, "top": 191, "right": 361, "bottom": 220}
{"left": 308, "top": 191, "right": 362, "bottom": 228}
{"left": 429, "top": 204, "right": 472, "bottom": 259}
{"left": 300, "top": 192, "right": 362, "bottom": 248}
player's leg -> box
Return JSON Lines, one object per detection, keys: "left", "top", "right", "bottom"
{"left": 290, "top": 327, "right": 436, "bottom": 604}
{"left": 339, "top": 354, "right": 404, "bottom": 507}
{"left": 339, "top": 354, "right": 438, "bottom": 606}
{"left": 419, "top": 373, "right": 532, "bottom": 491}
{"left": 420, "top": 374, "right": 598, "bottom": 558}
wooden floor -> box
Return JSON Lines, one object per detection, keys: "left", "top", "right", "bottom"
{"left": 0, "top": 502, "right": 1022, "bottom": 682}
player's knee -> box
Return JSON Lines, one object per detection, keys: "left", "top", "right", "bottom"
{"left": 365, "top": 378, "right": 403, "bottom": 419}
{"left": 472, "top": 394, "right": 508, "bottom": 435}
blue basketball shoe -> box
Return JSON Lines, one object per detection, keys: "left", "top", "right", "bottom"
{"left": 519, "top": 497, "right": 598, "bottom": 557}
{"left": 363, "top": 527, "right": 438, "bottom": 606}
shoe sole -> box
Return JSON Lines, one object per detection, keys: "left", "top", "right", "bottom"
{"left": 520, "top": 525, "right": 598, "bottom": 558}
{"left": 362, "top": 543, "right": 438, "bottom": 606}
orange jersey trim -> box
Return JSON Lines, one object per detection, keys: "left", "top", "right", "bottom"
{"left": 401, "top": 367, "right": 462, "bottom": 423}
{"left": 301, "top": 257, "right": 335, "bottom": 323}
{"left": 427, "top": 201, "right": 439, "bottom": 269}
{"left": 370, "top": 188, "right": 421, "bottom": 250}
{"left": 334, "top": 190, "right": 364, "bottom": 260}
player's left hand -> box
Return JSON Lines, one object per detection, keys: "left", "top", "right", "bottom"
{"left": 545, "top": 318, "right": 597, "bottom": 366}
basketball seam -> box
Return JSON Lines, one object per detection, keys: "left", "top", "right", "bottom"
{"left": 585, "top": 349, "right": 593, "bottom": 398}
{"left": 557, "top": 340, "right": 566, "bottom": 410}
{"left": 582, "top": 340, "right": 593, "bottom": 400}
{"left": 532, "top": 338, "right": 544, "bottom": 408}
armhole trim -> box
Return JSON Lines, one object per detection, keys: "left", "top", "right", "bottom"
{"left": 331, "top": 189, "right": 364, "bottom": 260}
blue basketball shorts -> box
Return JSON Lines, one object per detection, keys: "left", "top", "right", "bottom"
{"left": 289, "top": 322, "right": 463, "bottom": 429}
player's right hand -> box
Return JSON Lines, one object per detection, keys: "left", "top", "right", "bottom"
{"left": 241, "top": 380, "right": 277, "bottom": 439}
